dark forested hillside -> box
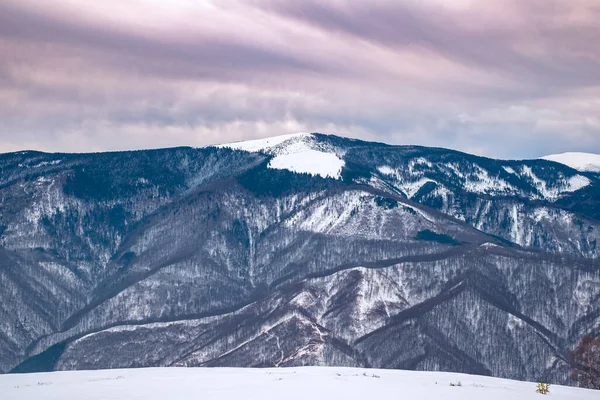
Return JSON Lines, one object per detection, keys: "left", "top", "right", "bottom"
{"left": 1, "top": 133, "right": 599, "bottom": 387}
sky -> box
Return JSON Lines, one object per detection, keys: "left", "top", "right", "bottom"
{"left": 0, "top": 0, "right": 599, "bottom": 159}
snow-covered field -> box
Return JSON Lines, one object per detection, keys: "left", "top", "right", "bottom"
{"left": 1, "top": 367, "right": 596, "bottom": 400}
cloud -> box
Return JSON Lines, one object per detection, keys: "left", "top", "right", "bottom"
{"left": 0, "top": 0, "right": 598, "bottom": 158}
{"left": 253, "top": 0, "right": 600, "bottom": 91}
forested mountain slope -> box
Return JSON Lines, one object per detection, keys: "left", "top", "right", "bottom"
{"left": 1, "top": 133, "right": 598, "bottom": 386}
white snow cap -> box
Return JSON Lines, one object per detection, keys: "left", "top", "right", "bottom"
{"left": 218, "top": 132, "right": 345, "bottom": 179}
{"left": 218, "top": 132, "right": 311, "bottom": 152}
{"left": 541, "top": 152, "right": 600, "bottom": 172}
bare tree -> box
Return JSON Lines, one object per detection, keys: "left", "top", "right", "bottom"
{"left": 570, "top": 336, "right": 600, "bottom": 390}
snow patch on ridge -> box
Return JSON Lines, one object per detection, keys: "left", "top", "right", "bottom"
{"left": 377, "top": 165, "right": 395, "bottom": 176}
{"left": 463, "top": 166, "right": 516, "bottom": 194}
{"left": 502, "top": 166, "right": 516, "bottom": 175}
{"left": 269, "top": 149, "right": 345, "bottom": 179}
{"left": 565, "top": 174, "right": 591, "bottom": 192}
{"left": 218, "top": 132, "right": 345, "bottom": 179}
{"left": 521, "top": 166, "right": 590, "bottom": 200}
{"left": 377, "top": 166, "right": 435, "bottom": 198}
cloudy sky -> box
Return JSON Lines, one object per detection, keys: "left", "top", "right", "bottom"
{"left": 0, "top": 0, "right": 599, "bottom": 158}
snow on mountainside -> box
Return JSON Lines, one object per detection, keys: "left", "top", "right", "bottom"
{"left": 3, "top": 133, "right": 600, "bottom": 384}
{"left": 218, "top": 132, "right": 593, "bottom": 199}
{"left": 217, "top": 132, "right": 310, "bottom": 152}
{"left": 2, "top": 367, "right": 596, "bottom": 400}
{"left": 541, "top": 152, "right": 600, "bottom": 172}
{"left": 217, "top": 132, "right": 345, "bottom": 179}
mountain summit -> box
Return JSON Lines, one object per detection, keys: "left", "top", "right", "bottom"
{"left": 218, "top": 132, "right": 345, "bottom": 179}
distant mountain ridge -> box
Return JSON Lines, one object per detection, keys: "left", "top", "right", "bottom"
{"left": 1, "top": 133, "right": 599, "bottom": 387}
{"left": 541, "top": 152, "right": 600, "bottom": 173}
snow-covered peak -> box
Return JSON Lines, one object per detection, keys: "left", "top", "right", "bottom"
{"left": 218, "top": 133, "right": 345, "bottom": 179}
{"left": 218, "top": 132, "right": 313, "bottom": 152}
{"left": 541, "top": 152, "right": 600, "bottom": 172}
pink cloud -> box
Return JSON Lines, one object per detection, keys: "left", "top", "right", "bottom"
{"left": 0, "top": 0, "right": 598, "bottom": 158}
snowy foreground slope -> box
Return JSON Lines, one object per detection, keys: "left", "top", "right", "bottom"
{"left": 1, "top": 367, "right": 595, "bottom": 400}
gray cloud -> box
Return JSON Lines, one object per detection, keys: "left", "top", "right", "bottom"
{"left": 0, "top": 0, "right": 599, "bottom": 158}
{"left": 0, "top": 3, "right": 331, "bottom": 82}
{"left": 254, "top": 0, "right": 600, "bottom": 92}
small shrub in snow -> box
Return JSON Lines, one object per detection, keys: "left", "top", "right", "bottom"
{"left": 536, "top": 382, "right": 550, "bottom": 395}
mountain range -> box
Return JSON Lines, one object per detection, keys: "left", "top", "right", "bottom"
{"left": 1, "top": 132, "right": 599, "bottom": 386}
